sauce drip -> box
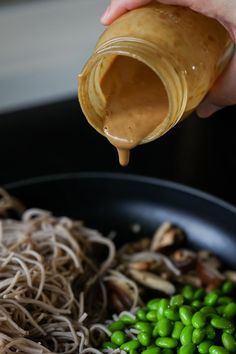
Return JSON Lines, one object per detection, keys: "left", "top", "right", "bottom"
{"left": 101, "top": 56, "right": 169, "bottom": 166}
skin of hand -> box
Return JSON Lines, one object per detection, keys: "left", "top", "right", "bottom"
{"left": 101, "top": 0, "right": 236, "bottom": 118}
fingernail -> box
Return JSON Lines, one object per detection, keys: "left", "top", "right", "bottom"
{"left": 101, "top": 5, "right": 111, "bottom": 24}
{"left": 197, "top": 101, "right": 221, "bottom": 118}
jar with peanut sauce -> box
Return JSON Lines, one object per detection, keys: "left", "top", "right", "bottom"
{"left": 79, "top": 1, "right": 234, "bottom": 166}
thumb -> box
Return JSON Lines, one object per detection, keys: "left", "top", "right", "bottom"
{"left": 101, "top": 0, "right": 152, "bottom": 25}
{"left": 197, "top": 51, "right": 236, "bottom": 118}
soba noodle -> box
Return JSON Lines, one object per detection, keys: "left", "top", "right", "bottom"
{"left": 0, "top": 190, "right": 117, "bottom": 353}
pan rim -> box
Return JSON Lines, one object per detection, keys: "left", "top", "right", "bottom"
{"left": 3, "top": 171, "right": 236, "bottom": 215}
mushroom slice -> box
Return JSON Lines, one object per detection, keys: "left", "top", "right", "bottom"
{"left": 197, "top": 250, "right": 222, "bottom": 269}
{"left": 107, "top": 279, "right": 136, "bottom": 312}
{"left": 120, "top": 238, "right": 151, "bottom": 255}
{"left": 196, "top": 260, "right": 225, "bottom": 289}
{"left": 150, "top": 223, "right": 185, "bottom": 252}
{"left": 128, "top": 269, "right": 175, "bottom": 295}
{"left": 224, "top": 271, "right": 236, "bottom": 283}
{"left": 171, "top": 249, "right": 196, "bottom": 271}
{"left": 177, "top": 274, "right": 202, "bottom": 288}
{"left": 127, "top": 260, "right": 156, "bottom": 271}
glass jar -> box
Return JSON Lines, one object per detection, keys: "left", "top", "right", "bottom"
{"left": 78, "top": 2, "right": 234, "bottom": 164}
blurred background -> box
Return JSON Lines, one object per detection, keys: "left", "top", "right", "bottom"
{"left": 0, "top": 0, "right": 236, "bottom": 205}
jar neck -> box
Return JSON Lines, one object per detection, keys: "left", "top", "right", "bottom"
{"left": 79, "top": 37, "right": 188, "bottom": 141}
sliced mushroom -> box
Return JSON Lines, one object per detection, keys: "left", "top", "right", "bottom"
{"left": 150, "top": 223, "right": 185, "bottom": 252}
{"left": 171, "top": 249, "right": 196, "bottom": 271}
{"left": 177, "top": 274, "right": 202, "bottom": 288}
{"left": 120, "top": 238, "right": 151, "bottom": 255}
{"left": 111, "top": 292, "right": 130, "bottom": 313}
{"left": 121, "top": 251, "right": 180, "bottom": 276}
{"left": 108, "top": 279, "right": 135, "bottom": 312}
{"left": 196, "top": 260, "right": 225, "bottom": 289}
{"left": 197, "top": 250, "right": 222, "bottom": 269}
{"left": 127, "top": 260, "right": 156, "bottom": 271}
{"left": 224, "top": 271, "right": 236, "bottom": 283}
{"left": 128, "top": 269, "right": 175, "bottom": 295}
{"left": 160, "top": 271, "right": 173, "bottom": 281}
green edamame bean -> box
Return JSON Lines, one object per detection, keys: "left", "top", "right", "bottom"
{"left": 191, "top": 300, "right": 202, "bottom": 309}
{"left": 141, "top": 348, "right": 161, "bottom": 354}
{"left": 198, "top": 340, "right": 213, "bottom": 354}
{"left": 222, "top": 332, "right": 236, "bottom": 352}
{"left": 172, "top": 321, "right": 184, "bottom": 340}
{"left": 180, "top": 325, "right": 194, "bottom": 345}
{"left": 137, "top": 308, "right": 147, "bottom": 321}
{"left": 120, "top": 340, "right": 140, "bottom": 351}
{"left": 146, "top": 310, "right": 157, "bottom": 322}
{"left": 204, "top": 292, "right": 219, "bottom": 307}
{"left": 147, "top": 299, "right": 160, "bottom": 310}
{"left": 157, "top": 299, "right": 169, "bottom": 320}
{"left": 224, "top": 303, "right": 236, "bottom": 318}
{"left": 216, "top": 306, "right": 226, "bottom": 316}
{"left": 137, "top": 332, "right": 152, "bottom": 347}
{"left": 153, "top": 318, "right": 172, "bottom": 337}
{"left": 182, "top": 285, "right": 194, "bottom": 301}
{"left": 130, "top": 350, "right": 138, "bottom": 354}
{"left": 102, "top": 341, "right": 118, "bottom": 350}
{"left": 192, "top": 311, "right": 207, "bottom": 329}
{"left": 222, "top": 281, "right": 234, "bottom": 294}
{"left": 200, "top": 306, "right": 216, "bottom": 315}
{"left": 192, "top": 328, "right": 206, "bottom": 344}
{"left": 155, "top": 337, "right": 178, "bottom": 349}
{"left": 152, "top": 324, "right": 159, "bottom": 337}
{"left": 135, "top": 322, "right": 153, "bottom": 334}
{"left": 111, "top": 331, "right": 126, "bottom": 346}
{"left": 179, "top": 343, "right": 196, "bottom": 354}
{"left": 194, "top": 288, "right": 206, "bottom": 300}
{"left": 120, "top": 314, "right": 136, "bottom": 324}
{"left": 108, "top": 320, "right": 125, "bottom": 332}
{"left": 211, "top": 317, "right": 234, "bottom": 331}
{"left": 205, "top": 324, "right": 216, "bottom": 340}
{"left": 164, "top": 308, "right": 180, "bottom": 321}
{"left": 224, "top": 327, "right": 235, "bottom": 335}
{"left": 209, "top": 313, "right": 220, "bottom": 321}
{"left": 209, "top": 345, "right": 230, "bottom": 354}
{"left": 162, "top": 350, "right": 174, "bottom": 354}
{"left": 170, "top": 294, "right": 184, "bottom": 307}
{"left": 179, "top": 306, "right": 193, "bottom": 326}
{"left": 218, "top": 297, "right": 233, "bottom": 306}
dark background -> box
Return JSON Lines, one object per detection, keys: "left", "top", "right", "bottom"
{"left": 0, "top": 98, "right": 235, "bottom": 205}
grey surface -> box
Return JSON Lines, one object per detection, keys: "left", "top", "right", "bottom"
{"left": 0, "top": 0, "right": 108, "bottom": 113}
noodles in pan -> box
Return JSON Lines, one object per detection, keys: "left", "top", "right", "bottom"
{"left": 0, "top": 189, "right": 118, "bottom": 353}
{"left": 0, "top": 189, "right": 234, "bottom": 353}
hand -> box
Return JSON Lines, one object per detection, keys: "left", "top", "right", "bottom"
{"left": 101, "top": 0, "right": 236, "bottom": 118}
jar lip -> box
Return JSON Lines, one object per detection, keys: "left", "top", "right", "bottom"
{"left": 79, "top": 37, "right": 188, "bottom": 143}
{"left": 95, "top": 37, "right": 162, "bottom": 53}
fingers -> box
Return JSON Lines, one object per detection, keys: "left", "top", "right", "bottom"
{"left": 197, "top": 51, "right": 236, "bottom": 117}
{"left": 101, "top": 0, "right": 152, "bottom": 25}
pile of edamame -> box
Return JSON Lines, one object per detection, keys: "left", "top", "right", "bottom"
{"left": 101, "top": 281, "right": 236, "bottom": 354}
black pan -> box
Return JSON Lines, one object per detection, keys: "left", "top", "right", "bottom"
{"left": 4, "top": 172, "right": 236, "bottom": 267}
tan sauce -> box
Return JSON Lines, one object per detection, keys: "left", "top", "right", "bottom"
{"left": 100, "top": 56, "right": 169, "bottom": 166}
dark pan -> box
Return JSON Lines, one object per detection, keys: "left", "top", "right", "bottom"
{"left": 4, "top": 172, "right": 236, "bottom": 267}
